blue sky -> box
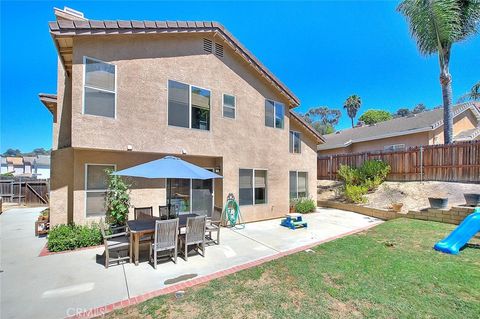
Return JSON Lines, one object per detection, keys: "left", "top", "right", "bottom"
{"left": 1, "top": 1, "right": 479, "bottom": 153}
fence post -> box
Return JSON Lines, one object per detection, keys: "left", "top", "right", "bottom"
{"left": 419, "top": 146, "right": 424, "bottom": 182}
{"left": 329, "top": 155, "right": 333, "bottom": 180}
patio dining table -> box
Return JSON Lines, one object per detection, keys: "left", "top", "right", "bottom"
{"left": 127, "top": 213, "right": 198, "bottom": 265}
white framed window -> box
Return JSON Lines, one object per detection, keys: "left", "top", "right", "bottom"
{"left": 290, "top": 171, "right": 308, "bottom": 199}
{"left": 239, "top": 169, "right": 267, "bottom": 206}
{"left": 289, "top": 130, "right": 301, "bottom": 153}
{"left": 168, "top": 80, "right": 211, "bottom": 131}
{"left": 265, "top": 99, "right": 284, "bottom": 129}
{"left": 83, "top": 57, "right": 116, "bottom": 118}
{"left": 223, "top": 94, "right": 236, "bottom": 119}
{"left": 384, "top": 144, "right": 405, "bottom": 151}
{"left": 85, "top": 164, "right": 115, "bottom": 217}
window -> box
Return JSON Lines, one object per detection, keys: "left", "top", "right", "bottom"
{"left": 384, "top": 144, "right": 405, "bottom": 152}
{"left": 289, "top": 131, "right": 301, "bottom": 153}
{"left": 83, "top": 57, "right": 116, "bottom": 118}
{"left": 85, "top": 164, "right": 115, "bottom": 217}
{"left": 290, "top": 171, "right": 308, "bottom": 199}
{"left": 223, "top": 94, "right": 236, "bottom": 119}
{"left": 239, "top": 169, "right": 267, "bottom": 205}
{"left": 168, "top": 80, "right": 211, "bottom": 131}
{"left": 265, "top": 100, "right": 284, "bottom": 129}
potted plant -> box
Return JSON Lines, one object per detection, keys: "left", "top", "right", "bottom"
{"left": 289, "top": 199, "right": 297, "bottom": 214}
{"left": 428, "top": 197, "right": 449, "bottom": 209}
{"left": 464, "top": 193, "right": 480, "bottom": 207}
{"left": 385, "top": 184, "right": 403, "bottom": 212}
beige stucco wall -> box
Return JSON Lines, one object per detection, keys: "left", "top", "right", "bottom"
{"left": 429, "top": 110, "right": 478, "bottom": 144}
{"left": 319, "top": 132, "right": 430, "bottom": 156}
{"left": 49, "top": 33, "right": 318, "bottom": 225}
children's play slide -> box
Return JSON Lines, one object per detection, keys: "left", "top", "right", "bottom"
{"left": 434, "top": 207, "right": 480, "bottom": 255}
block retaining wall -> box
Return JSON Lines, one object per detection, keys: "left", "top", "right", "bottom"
{"left": 318, "top": 200, "right": 475, "bottom": 225}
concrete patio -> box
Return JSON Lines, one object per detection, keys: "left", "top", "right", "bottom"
{"left": 0, "top": 207, "right": 381, "bottom": 319}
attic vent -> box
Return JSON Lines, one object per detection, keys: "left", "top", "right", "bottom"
{"left": 214, "top": 42, "right": 224, "bottom": 58}
{"left": 203, "top": 38, "right": 212, "bottom": 53}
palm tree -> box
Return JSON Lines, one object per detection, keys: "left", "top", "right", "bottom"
{"left": 458, "top": 81, "right": 480, "bottom": 102}
{"left": 397, "top": 0, "right": 480, "bottom": 144}
{"left": 343, "top": 95, "right": 362, "bottom": 128}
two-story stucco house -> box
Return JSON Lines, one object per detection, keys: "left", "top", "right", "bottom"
{"left": 40, "top": 8, "right": 324, "bottom": 226}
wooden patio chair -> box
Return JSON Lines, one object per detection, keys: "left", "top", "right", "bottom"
{"left": 159, "top": 205, "right": 169, "bottom": 220}
{"left": 205, "top": 217, "right": 221, "bottom": 245}
{"left": 178, "top": 215, "right": 207, "bottom": 261}
{"left": 99, "top": 220, "right": 130, "bottom": 268}
{"left": 134, "top": 206, "right": 154, "bottom": 220}
{"left": 150, "top": 218, "right": 179, "bottom": 269}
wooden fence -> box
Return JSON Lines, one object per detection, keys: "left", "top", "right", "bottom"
{"left": 0, "top": 179, "right": 49, "bottom": 205}
{"left": 318, "top": 140, "right": 480, "bottom": 182}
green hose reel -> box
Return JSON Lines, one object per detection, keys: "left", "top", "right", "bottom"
{"left": 221, "top": 193, "right": 244, "bottom": 229}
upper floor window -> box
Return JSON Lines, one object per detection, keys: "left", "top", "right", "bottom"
{"left": 168, "top": 80, "right": 211, "bottom": 131}
{"left": 239, "top": 169, "right": 267, "bottom": 206}
{"left": 265, "top": 100, "right": 284, "bottom": 129}
{"left": 223, "top": 94, "right": 236, "bottom": 119}
{"left": 83, "top": 57, "right": 116, "bottom": 118}
{"left": 289, "top": 131, "right": 301, "bottom": 153}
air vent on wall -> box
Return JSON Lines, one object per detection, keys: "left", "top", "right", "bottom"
{"left": 214, "top": 42, "right": 224, "bottom": 58}
{"left": 203, "top": 38, "right": 213, "bottom": 53}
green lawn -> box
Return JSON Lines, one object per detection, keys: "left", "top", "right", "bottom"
{"left": 107, "top": 219, "right": 480, "bottom": 319}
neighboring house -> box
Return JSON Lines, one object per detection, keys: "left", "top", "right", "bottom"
{"left": 41, "top": 7, "right": 324, "bottom": 226}
{"left": 1, "top": 157, "right": 7, "bottom": 174}
{"left": 318, "top": 102, "right": 480, "bottom": 155}
{"left": 23, "top": 157, "right": 35, "bottom": 174}
{"left": 6, "top": 157, "right": 24, "bottom": 175}
{"left": 34, "top": 155, "right": 51, "bottom": 179}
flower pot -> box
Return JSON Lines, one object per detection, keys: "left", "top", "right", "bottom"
{"left": 464, "top": 193, "right": 480, "bottom": 207}
{"left": 428, "top": 197, "right": 448, "bottom": 209}
{"left": 289, "top": 205, "right": 296, "bottom": 214}
{"left": 391, "top": 203, "right": 403, "bottom": 212}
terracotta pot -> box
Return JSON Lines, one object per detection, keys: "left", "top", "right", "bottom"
{"left": 391, "top": 203, "right": 403, "bottom": 212}
{"left": 428, "top": 197, "right": 448, "bottom": 209}
{"left": 289, "top": 205, "right": 296, "bottom": 214}
{"left": 464, "top": 193, "right": 480, "bottom": 207}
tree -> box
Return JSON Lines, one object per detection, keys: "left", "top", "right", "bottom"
{"left": 2, "top": 148, "right": 22, "bottom": 157}
{"left": 458, "top": 81, "right": 480, "bottom": 102}
{"left": 343, "top": 95, "right": 362, "bottom": 128}
{"left": 303, "top": 106, "right": 341, "bottom": 135}
{"left": 412, "top": 103, "right": 427, "bottom": 114}
{"left": 398, "top": 0, "right": 480, "bottom": 144}
{"left": 358, "top": 109, "right": 393, "bottom": 125}
{"left": 394, "top": 108, "right": 411, "bottom": 118}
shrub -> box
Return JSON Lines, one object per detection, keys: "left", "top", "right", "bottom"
{"left": 358, "top": 160, "right": 390, "bottom": 184}
{"left": 344, "top": 184, "right": 368, "bottom": 203}
{"left": 47, "top": 223, "right": 103, "bottom": 252}
{"left": 294, "top": 197, "right": 316, "bottom": 214}
{"left": 337, "top": 164, "right": 360, "bottom": 185}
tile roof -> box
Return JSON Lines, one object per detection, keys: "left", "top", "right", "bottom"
{"left": 318, "top": 102, "right": 480, "bottom": 150}
{"left": 48, "top": 20, "right": 300, "bottom": 106}
{"left": 454, "top": 127, "right": 480, "bottom": 141}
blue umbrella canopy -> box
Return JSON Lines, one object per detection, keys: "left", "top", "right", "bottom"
{"left": 113, "top": 156, "right": 223, "bottom": 180}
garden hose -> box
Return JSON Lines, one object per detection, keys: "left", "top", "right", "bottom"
{"left": 222, "top": 193, "right": 245, "bottom": 229}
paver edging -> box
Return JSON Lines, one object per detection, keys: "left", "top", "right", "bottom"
{"left": 38, "top": 244, "right": 103, "bottom": 257}
{"left": 66, "top": 220, "right": 382, "bottom": 319}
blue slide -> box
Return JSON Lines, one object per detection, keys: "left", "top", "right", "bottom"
{"left": 434, "top": 207, "right": 480, "bottom": 255}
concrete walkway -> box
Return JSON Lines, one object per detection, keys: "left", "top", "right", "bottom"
{"left": 0, "top": 207, "right": 381, "bottom": 319}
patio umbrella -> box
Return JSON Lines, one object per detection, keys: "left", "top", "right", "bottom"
{"left": 113, "top": 156, "right": 223, "bottom": 180}
{"left": 113, "top": 156, "right": 222, "bottom": 216}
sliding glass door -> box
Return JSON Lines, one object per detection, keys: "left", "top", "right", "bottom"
{"left": 167, "top": 176, "right": 214, "bottom": 217}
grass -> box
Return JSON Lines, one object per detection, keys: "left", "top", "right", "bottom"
{"left": 105, "top": 219, "right": 480, "bottom": 319}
